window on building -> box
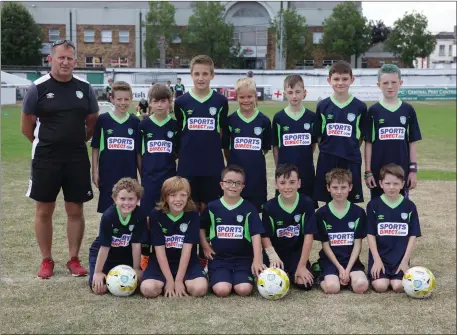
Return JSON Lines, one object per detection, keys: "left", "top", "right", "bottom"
{"left": 101, "top": 30, "right": 112, "bottom": 43}
{"left": 361, "top": 60, "right": 368, "bottom": 68}
{"left": 233, "top": 8, "right": 264, "bottom": 17}
{"left": 313, "top": 32, "right": 323, "bottom": 44}
{"left": 449, "top": 45, "right": 453, "bottom": 56}
{"left": 48, "top": 29, "right": 60, "bottom": 42}
{"left": 232, "top": 32, "right": 240, "bottom": 44}
{"left": 323, "top": 59, "right": 337, "bottom": 67}
{"left": 84, "top": 29, "right": 95, "bottom": 43}
{"left": 439, "top": 45, "right": 445, "bottom": 56}
{"left": 304, "top": 60, "right": 314, "bottom": 68}
{"left": 256, "top": 28, "right": 268, "bottom": 46}
{"left": 85, "top": 56, "right": 103, "bottom": 67}
{"left": 119, "top": 30, "right": 129, "bottom": 43}
{"left": 111, "top": 57, "right": 128, "bottom": 67}
{"left": 180, "top": 58, "right": 190, "bottom": 68}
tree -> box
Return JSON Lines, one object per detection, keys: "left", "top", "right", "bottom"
{"left": 321, "top": 2, "right": 371, "bottom": 68}
{"left": 384, "top": 12, "right": 437, "bottom": 68}
{"left": 182, "top": 1, "right": 239, "bottom": 68}
{"left": 1, "top": 2, "right": 43, "bottom": 66}
{"left": 271, "top": 8, "right": 311, "bottom": 69}
{"left": 369, "top": 20, "right": 391, "bottom": 45}
{"left": 144, "top": 1, "right": 176, "bottom": 68}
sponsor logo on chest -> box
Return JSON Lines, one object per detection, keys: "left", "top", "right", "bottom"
{"left": 326, "top": 123, "right": 352, "bottom": 137}
{"left": 165, "top": 235, "right": 185, "bottom": 248}
{"left": 188, "top": 117, "right": 215, "bottom": 131}
{"left": 277, "top": 224, "right": 300, "bottom": 238}
{"left": 329, "top": 232, "right": 354, "bottom": 246}
{"left": 378, "top": 222, "right": 408, "bottom": 236}
{"left": 283, "top": 133, "right": 311, "bottom": 146}
{"left": 379, "top": 127, "right": 406, "bottom": 140}
{"left": 234, "top": 137, "right": 262, "bottom": 150}
{"left": 111, "top": 234, "right": 132, "bottom": 247}
{"left": 108, "top": 137, "right": 134, "bottom": 150}
{"left": 217, "top": 225, "right": 243, "bottom": 239}
{"left": 147, "top": 140, "right": 172, "bottom": 153}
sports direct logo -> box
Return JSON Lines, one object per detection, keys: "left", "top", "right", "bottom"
{"left": 108, "top": 137, "right": 134, "bottom": 150}
{"left": 217, "top": 225, "right": 243, "bottom": 239}
{"left": 188, "top": 117, "right": 215, "bottom": 131}
{"left": 234, "top": 137, "right": 262, "bottom": 150}
{"left": 277, "top": 224, "right": 300, "bottom": 238}
{"left": 326, "top": 123, "right": 352, "bottom": 137}
{"left": 329, "top": 232, "right": 354, "bottom": 246}
{"left": 379, "top": 127, "right": 406, "bottom": 140}
{"left": 147, "top": 140, "right": 172, "bottom": 153}
{"left": 165, "top": 235, "right": 185, "bottom": 248}
{"left": 111, "top": 234, "right": 132, "bottom": 247}
{"left": 378, "top": 222, "right": 409, "bottom": 236}
{"left": 283, "top": 133, "right": 311, "bottom": 146}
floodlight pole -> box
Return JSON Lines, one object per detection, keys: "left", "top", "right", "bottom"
{"left": 279, "top": 1, "right": 284, "bottom": 70}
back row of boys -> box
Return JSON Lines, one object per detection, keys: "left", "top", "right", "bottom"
{"left": 90, "top": 55, "right": 422, "bottom": 296}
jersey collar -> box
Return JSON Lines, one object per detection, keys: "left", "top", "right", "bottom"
{"left": 109, "top": 111, "right": 130, "bottom": 124}
{"left": 167, "top": 211, "right": 184, "bottom": 222}
{"left": 220, "top": 197, "right": 244, "bottom": 211}
{"left": 236, "top": 108, "right": 259, "bottom": 123}
{"left": 379, "top": 99, "right": 402, "bottom": 112}
{"left": 381, "top": 194, "right": 404, "bottom": 209}
{"left": 330, "top": 95, "right": 354, "bottom": 109}
{"left": 150, "top": 114, "right": 171, "bottom": 127}
{"left": 116, "top": 206, "right": 132, "bottom": 226}
{"left": 278, "top": 193, "right": 300, "bottom": 214}
{"left": 328, "top": 200, "right": 351, "bottom": 219}
{"left": 284, "top": 105, "right": 306, "bottom": 121}
{"left": 189, "top": 88, "right": 213, "bottom": 103}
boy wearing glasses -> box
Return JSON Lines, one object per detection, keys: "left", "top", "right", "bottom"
{"left": 200, "top": 165, "right": 266, "bottom": 297}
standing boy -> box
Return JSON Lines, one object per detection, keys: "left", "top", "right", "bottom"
{"left": 364, "top": 64, "right": 422, "bottom": 199}
{"left": 174, "top": 78, "right": 185, "bottom": 99}
{"left": 272, "top": 75, "right": 317, "bottom": 200}
{"left": 313, "top": 61, "right": 367, "bottom": 204}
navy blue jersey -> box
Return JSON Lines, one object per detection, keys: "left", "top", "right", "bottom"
{"left": 261, "top": 193, "right": 318, "bottom": 255}
{"left": 222, "top": 109, "right": 272, "bottom": 199}
{"left": 364, "top": 100, "right": 422, "bottom": 176}
{"left": 174, "top": 90, "right": 228, "bottom": 177}
{"left": 366, "top": 195, "right": 421, "bottom": 270}
{"left": 272, "top": 107, "right": 317, "bottom": 178}
{"left": 315, "top": 201, "right": 367, "bottom": 265}
{"left": 139, "top": 115, "right": 178, "bottom": 178}
{"left": 149, "top": 210, "right": 200, "bottom": 265}
{"left": 314, "top": 96, "right": 367, "bottom": 163}
{"left": 201, "top": 198, "right": 264, "bottom": 260}
{"left": 91, "top": 112, "right": 140, "bottom": 186}
{"left": 95, "top": 205, "right": 147, "bottom": 263}
{"left": 174, "top": 83, "right": 185, "bottom": 97}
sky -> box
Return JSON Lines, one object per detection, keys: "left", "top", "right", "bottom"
{"left": 362, "top": 1, "right": 456, "bottom": 33}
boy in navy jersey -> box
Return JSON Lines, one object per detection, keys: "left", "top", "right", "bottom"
{"left": 367, "top": 164, "right": 421, "bottom": 293}
{"left": 315, "top": 168, "right": 368, "bottom": 294}
{"left": 91, "top": 81, "right": 140, "bottom": 213}
{"left": 200, "top": 165, "right": 266, "bottom": 297}
{"left": 174, "top": 55, "right": 228, "bottom": 211}
{"left": 89, "top": 178, "right": 146, "bottom": 294}
{"left": 174, "top": 78, "right": 185, "bottom": 98}
{"left": 272, "top": 75, "right": 317, "bottom": 201}
{"left": 364, "top": 65, "right": 422, "bottom": 199}
{"left": 313, "top": 61, "right": 367, "bottom": 204}
{"left": 261, "top": 164, "right": 317, "bottom": 290}
{"left": 140, "top": 176, "right": 208, "bottom": 298}
{"left": 222, "top": 77, "right": 272, "bottom": 211}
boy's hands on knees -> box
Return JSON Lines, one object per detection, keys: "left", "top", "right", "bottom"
{"left": 174, "top": 280, "right": 189, "bottom": 297}
{"left": 203, "top": 244, "right": 216, "bottom": 260}
{"left": 164, "top": 280, "right": 176, "bottom": 298}
{"left": 92, "top": 272, "right": 106, "bottom": 295}
{"left": 265, "top": 246, "right": 284, "bottom": 270}
{"left": 395, "top": 260, "right": 410, "bottom": 275}
{"left": 365, "top": 175, "right": 376, "bottom": 189}
{"left": 371, "top": 259, "right": 385, "bottom": 280}
{"left": 337, "top": 265, "right": 349, "bottom": 285}
{"left": 251, "top": 260, "right": 267, "bottom": 277}
{"left": 295, "top": 266, "right": 314, "bottom": 286}
{"left": 340, "top": 268, "right": 351, "bottom": 286}
{"left": 135, "top": 268, "right": 143, "bottom": 283}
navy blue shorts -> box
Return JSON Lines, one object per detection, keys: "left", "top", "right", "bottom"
{"left": 264, "top": 250, "right": 312, "bottom": 288}
{"left": 368, "top": 264, "right": 404, "bottom": 281}
{"left": 313, "top": 152, "right": 364, "bottom": 203}
{"left": 319, "top": 258, "right": 365, "bottom": 281}
{"left": 88, "top": 244, "right": 132, "bottom": 287}
{"left": 143, "top": 258, "right": 207, "bottom": 283}
{"left": 183, "top": 175, "right": 222, "bottom": 204}
{"left": 97, "top": 185, "right": 115, "bottom": 213}
{"left": 140, "top": 170, "right": 176, "bottom": 213}
{"left": 208, "top": 258, "right": 255, "bottom": 287}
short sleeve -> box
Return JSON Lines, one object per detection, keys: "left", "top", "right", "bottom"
{"left": 183, "top": 212, "right": 200, "bottom": 244}
{"left": 315, "top": 210, "right": 329, "bottom": 242}
{"left": 248, "top": 207, "right": 264, "bottom": 237}
{"left": 22, "top": 84, "right": 38, "bottom": 115}
{"left": 219, "top": 98, "right": 229, "bottom": 137}
{"left": 354, "top": 208, "right": 367, "bottom": 239}
{"left": 408, "top": 107, "right": 422, "bottom": 143}
{"left": 90, "top": 116, "right": 102, "bottom": 149}
{"left": 150, "top": 213, "right": 165, "bottom": 247}
{"left": 262, "top": 116, "right": 273, "bottom": 150}
{"left": 358, "top": 102, "right": 368, "bottom": 140}
{"left": 88, "top": 86, "right": 99, "bottom": 115}
{"left": 272, "top": 114, "right": 280, "bottom": 147}
{"left": 364, "top": 106, "right": 375, "bottom": 143}
{"left": 221, "top": 119, "right": 231, "bottom": 150}
{"left": 174, "top": 98, "right": 184, "bottom": 133}
{"left": 200, "top": 208, "right": 211, "bottom": 232}
{"left": 261, "top": 206, "right": 274, "bottom": 238}
{"left": 99, "top": 214, "right": 113, "bottom": 247}
{"left": 313, "top": 102, "right": 324, "bottom": 138}
{"left": 408, "top": 203, "right": 421, "bottom": 237}
{"left": 366, "top": 201, "right": 377, "bottom": 236}
{"left": 131, "top": 213, "right": 147, "bottom": 243}
{"left": 310, "top": 111, "right": 318, "bottom": 144}
{"left": 302, "top": 198, "right": 318, "bottom": 235}
{"left": 133, "top": 117, "right": 141, "bottom": 155}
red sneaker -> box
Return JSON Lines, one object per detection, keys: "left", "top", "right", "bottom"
{"left": 66, "top": 257, "right": 88, "bottom": 277}
{"left": 140, "top": 255, "right": 149, "bottom": 271}
{"left": 37, "top": 259, "right": 55, "bottom": 279}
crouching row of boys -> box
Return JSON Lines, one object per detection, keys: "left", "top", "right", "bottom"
{"left": 89, "top": 162, "right": 420, "bottom": 297}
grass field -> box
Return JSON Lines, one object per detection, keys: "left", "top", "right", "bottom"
{"left": 1, "top": 100, "right": 456, "bottom": 334}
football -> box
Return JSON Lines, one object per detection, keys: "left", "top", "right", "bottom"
{"left": 106, "top": 265, "right": 138, "bottom": 297}
{"left": 257, "top": 267, "right": 290, "bottom": 300}
{"left": 402, "top": 266, "right": 436, "bottom": 299}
